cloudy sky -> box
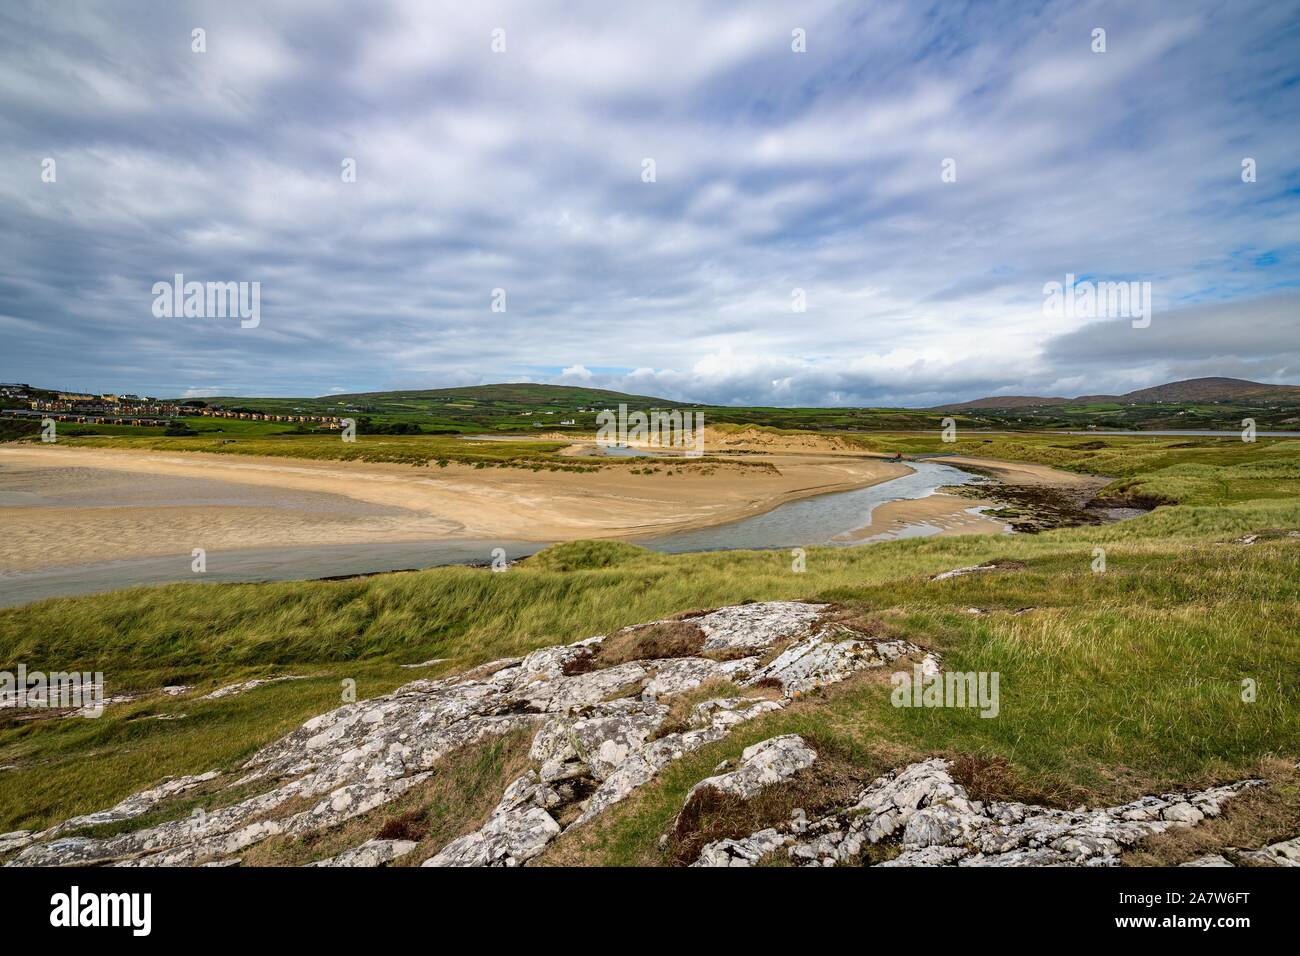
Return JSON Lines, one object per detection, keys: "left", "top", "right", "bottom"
{"left": 2, "top": 0, "right": 1298, "bottom": 406}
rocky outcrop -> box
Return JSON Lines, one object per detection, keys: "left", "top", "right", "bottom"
{"left": 307, "top": 838, "right": 417, "bottom": 867}
{"left": 1184, "top": 836, "right": 1300, "bottom": 868}
{"left": 199, "top": 676, "right": 308, "bottom": 701}
{"left": 10, "top": 601, "right": 908, "bottom": 868}
{"left": 1229, "top": 530, "right": 1300, "bottom": 545}
{"left": 744, "top": 626, "right": 916, "bottom": 695}
{"left": 695, "top": 827, "right": 790, "bottom": 867}
{"left": 930, "top": 564, "right": 998, "bottom": 582}
{"left": 692, "top": 757, "right": 1264, "bottom": 867}
{"left": 686, "top": 736, "right": 816, "bottom": 801}
{"left": 0, "top": 831, "right": 34, "bottom": 855}
{"left": 693, "top": 602, "right": 826, "bottom": 653}
{"left": 4, "top": 594, "right": 1269, "bottom": 870}
{"left": 44, "top": 771, "right": 221, "bottom": 838}
{"left": 1244, "top": 836, "right": 1300, "bottom": 866}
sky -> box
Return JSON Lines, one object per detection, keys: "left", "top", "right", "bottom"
{"left": 1, "top": 0, "right": 1298, "bottom": 407}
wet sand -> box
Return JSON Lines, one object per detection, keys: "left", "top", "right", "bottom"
{"left": 929, "top": 455, "right": 1108, "bottom": 491}
{"left": 845, "top": 493, "right": 1008, "bottom": 541}
{"left": 0, "top": 445, "right": 909, "bottom": 572}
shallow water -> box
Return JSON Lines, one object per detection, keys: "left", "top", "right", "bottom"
{"left": 636, "top": 460, "right": 985, "bottom": 552}
{"left": 0, "top": 464, "right": 410, "bottom": 514}
{"left": 0, "top": 539, "right": 547, "bottom": 608}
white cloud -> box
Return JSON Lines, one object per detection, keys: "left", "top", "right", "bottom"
{"left": 1, "top": 0, "right": 1297, "bottom": 403}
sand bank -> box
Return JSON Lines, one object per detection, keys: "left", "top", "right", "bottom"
{"left": 845, "top": 492, "right": 1008, "bottom": 541}
{"left": 929, "top": 455, "right": 1108, "bottom": 491}
{"left": 0, "top": 445, "right": 909, "bottom": 571}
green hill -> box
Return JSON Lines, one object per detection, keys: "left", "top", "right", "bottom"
{"left": 324, "top": 382, "right": 691, "bottom": 408}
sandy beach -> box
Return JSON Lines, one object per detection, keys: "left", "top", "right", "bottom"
{"left": 0, "top": 445, "right": 910, "bottom": 571}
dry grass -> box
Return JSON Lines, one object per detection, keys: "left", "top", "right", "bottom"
{"left": 947, "top": 752, "right": 1082, "bottom": 807}
{"left": 567, "top": 620, "right": 707, "bottom": 675}
{"left": 375, "top": 809, "right": 428, "bottom": 843}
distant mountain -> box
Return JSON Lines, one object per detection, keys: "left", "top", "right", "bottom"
{"left": 937, "top": 394, "right": 1073, "bottom": 410}
{"left": 937, "top": 377, "right": 1300, "bottom": 412}
{"left": 321, "top": 383, "right": 692, "bottom": 407}
{"left": 1115, "top": 377, "right": 1300, "bottom": 404}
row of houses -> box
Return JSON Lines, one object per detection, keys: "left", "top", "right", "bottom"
{"left": 3, "top": 409, "right": 171, "bottom": 427}
{"left": 31, "top": 399, "right": 185, "bottom": 417}
{"left": 19, "top": 398, "right": 344, "bottom": 430}
{"left": 194, "top": 409, "right": 344, "bottom": 427}
{"left": 50, "top": 392, "right": 155, "bottom": 403}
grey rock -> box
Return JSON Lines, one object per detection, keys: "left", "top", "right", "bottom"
{"left": 930, "top": 564, "right": 998, "bottom": 582}
{"left": 1160, "top": 802, "right": 1203, "bottom": 824}
{"left": 690, "top": 697, "right": 784, "bottom": 730}
{"left": 423, "top": 807, "right": 560, "bottom": 867}
{"left": 0, "top": 831, "right": 34, "bottom": 855}
{"left": 572, "top": 726, "right": 731, "bottom": 828}
{"left": 1239, "top": 835, "right": 1300, "bottom": 867}
{"left": 693, "top": 828, "right": 792, "bottom": 867}
{"left": 687, "top": 735, "right": 816, "bottom": 801}
{"left": 45, "top": 770, "right": 221, "bottom": 837}
{"left": 880, "top": 845, "right": 971, "bottom": 867}
{"left": 640, "top": 657, "right": 758, "bottom": 700}
{"left": 518, "top": 661, "right": 650, "bottom": 712}
{"left": 200, "top": 676, "right": 307, "bottom": 701}
{"left": 745, "top": 627, "right": 920, "bottom": 695}
{"left": 692, "top": 757, "right": 1265, "bottom": 868}
{"left": 694, "top": 602, "right": 826, "bottom": 652}
{"left": 529, "top": 700, "right": 668, "bottom": 782}
{"left": 307, "top": 838, "right": 417, "bottom": 867}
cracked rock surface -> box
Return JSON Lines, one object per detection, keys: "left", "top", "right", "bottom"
{"left": 307, "top": 838, "right": 417, "bottom": 867}
{"left": 686, "top": 735, "right": 817, "bottom": 801}
{"left": 744, "top": 625, "right": 916, "bottom": 695}
{"left": 1184, "top": 836, "right": 1300, "bottom": 868}
{"left": 693, "top": 757, "right": 1264, "bottom": 867}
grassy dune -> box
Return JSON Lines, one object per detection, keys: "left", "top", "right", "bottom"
{"left": 1, "top": 433, "right": 1298, "bottom": 853}
{"left": 44, "top": 431, "right": 580, "bottom": 468}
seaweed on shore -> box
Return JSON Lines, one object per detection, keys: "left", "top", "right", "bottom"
{"left": 947, "top": 481, "right": 1130, "bottom": 533}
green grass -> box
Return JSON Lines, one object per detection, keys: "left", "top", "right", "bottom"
{"left": 824, "top": 432, "right": 1300, "bottom": 504}
{"left": 3, "top": 494, "right": 1298, "bottom": 833}
{"left": 546, "top": 538, "right": 1300, "bottom": 865}
{"left": 1, "top": 429, "right": 1298, "bottom": 851}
